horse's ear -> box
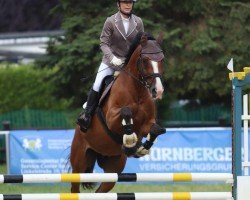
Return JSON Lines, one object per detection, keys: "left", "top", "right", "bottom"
{"left": 140, "top": 33, "right": 148, "bottom": 47}
{"left": 156, "top": 32, "right": 164, "bottom": 45}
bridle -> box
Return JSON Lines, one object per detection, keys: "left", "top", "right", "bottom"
{"left": 136, "top": 50, "right": 164, "bottom": 89}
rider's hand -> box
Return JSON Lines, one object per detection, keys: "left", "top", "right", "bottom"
{"left": 110, "top": 56, "right": 124, "bottom": 67}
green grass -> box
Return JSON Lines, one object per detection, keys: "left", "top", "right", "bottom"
{"left": 0, "top": 164, "right": 231, "bottom": 194}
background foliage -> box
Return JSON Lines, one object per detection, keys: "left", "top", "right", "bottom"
{"left": 0, "top": 64, "right": 71, "bottom": 113}
{"left": 37, "top": 0, "right": 250, "bottom": 109}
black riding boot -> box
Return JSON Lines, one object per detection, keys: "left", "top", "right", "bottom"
{"left": 77, "top": 89, "right": 99, "bottom": 132}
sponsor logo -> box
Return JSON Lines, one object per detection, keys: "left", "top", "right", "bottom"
{"left": 22, "top": 138, "right": 42, "bottom": 151}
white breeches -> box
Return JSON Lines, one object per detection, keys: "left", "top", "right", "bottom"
{"left": 92, "top": 62, "right": 114, "bottom": 92}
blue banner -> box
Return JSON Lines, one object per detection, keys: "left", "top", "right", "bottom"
{"left": 9, "top": 130, "right": 74, "bottom": 174}
{"left": 8, "top": 128, "right": 249, "bottom": 174}
{"left": 124, "top": 128, "right": 232, "bottom": 173}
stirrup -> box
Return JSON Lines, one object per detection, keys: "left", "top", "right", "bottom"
{"left": 80, "top": 125, "right": 88, "bottom": 132}
{"left": 77, "top": 120, "right": 89, "bottom": 132}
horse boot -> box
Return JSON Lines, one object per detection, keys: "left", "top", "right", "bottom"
{"left": 77, "top": 89, "right": 99, "bottom": 132}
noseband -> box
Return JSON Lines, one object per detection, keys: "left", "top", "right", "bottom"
{"left": 137, "top": 51, "right": 163, "bottom": 89}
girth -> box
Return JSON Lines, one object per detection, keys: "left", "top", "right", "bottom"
{"left": 96, "top": 107, "right": 123, "bottom": 145}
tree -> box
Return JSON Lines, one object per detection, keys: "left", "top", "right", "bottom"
{"left": 165, "top": 1, "right": 250, "bottom": 105}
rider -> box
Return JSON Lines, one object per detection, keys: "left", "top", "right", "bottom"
{"left": 77, "top": 0, "right": 144, "bottom": 132}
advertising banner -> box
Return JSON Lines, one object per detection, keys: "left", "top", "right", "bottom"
{"left": 8, "top": 128, "right": 248, "bottom": 174}
{"left": 9, "top": 130, "right": 74, "bottom": 174}
{"left": 124, "top": 128, "right": 232, "bottom": 173}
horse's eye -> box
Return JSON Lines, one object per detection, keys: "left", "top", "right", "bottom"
{"left": 142, "top": 58, "right": 149, "bottom": 66}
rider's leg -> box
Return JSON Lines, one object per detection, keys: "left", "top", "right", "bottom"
{"left": 92, "top": 63, "right": 114, "bottom": 92}
{"left": 77, "top": 63, "right": 114, "bottom": 132}
{"left": 77, "top": 88, "right": 99, "bottom": 132}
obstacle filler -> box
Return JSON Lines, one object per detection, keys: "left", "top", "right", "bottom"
{"left": 0, "top": 192, "right": 233, "bottom": 200}
{"left": 0, "top": 173, "right": 233, "bottom": 183}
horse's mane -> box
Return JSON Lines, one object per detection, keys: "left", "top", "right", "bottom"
{"left": 125, "top": 32, "right": 155, "bottom": 64}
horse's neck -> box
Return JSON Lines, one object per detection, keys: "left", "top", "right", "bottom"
{"left": 120, "top": 48, "right": 148, "bottom": 96}
{"left": 125, "top": 47, "right": 141, "bottom": 78}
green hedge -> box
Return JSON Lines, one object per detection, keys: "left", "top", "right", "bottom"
{"left": 0, "top": 64, "right": 72, "bottom": 114}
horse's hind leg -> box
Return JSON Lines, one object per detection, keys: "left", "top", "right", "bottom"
{"left": 95, "top": 153, "right": 127, "bottom": 193}
{"left": 70, "top": 127, "right": 97, "bottom": 193}
{"left": 71, "top": 148, "right": 97, "bottom": 192}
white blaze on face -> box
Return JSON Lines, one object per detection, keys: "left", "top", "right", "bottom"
{"left": 151, "top": 61, "right": 164, "bottom": 99}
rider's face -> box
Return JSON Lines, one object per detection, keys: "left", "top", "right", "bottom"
{"left": 119, "top": 1, "right": 133, "bottom": 17}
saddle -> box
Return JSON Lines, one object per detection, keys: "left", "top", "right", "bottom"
{"left": 98, "top": 75, "right": 116, "bottom": 107}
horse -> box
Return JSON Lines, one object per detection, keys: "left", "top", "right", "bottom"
{"left": 70, "top": 32, "right": 166, "bottom": 193}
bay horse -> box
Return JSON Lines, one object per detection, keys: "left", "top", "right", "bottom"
{"left": 70, "top": 32, "right": 166, "bottom": 193}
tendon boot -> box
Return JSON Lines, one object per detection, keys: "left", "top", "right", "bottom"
{"left": 77, "top": 89, "right": 99, "bottom": 132}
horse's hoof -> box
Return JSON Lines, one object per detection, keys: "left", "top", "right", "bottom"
{"left": 150, "top": 123, "right": 166, "bottom": 136}
{"left": 122, "top": 145, "right": 137, "bottom": 157}
{"left": 135, "top": 146, "right": 150, "bottom": 157}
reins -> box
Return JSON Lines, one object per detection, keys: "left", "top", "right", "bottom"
{"left": 136, "top": 53, "right": 163, "bottom": 89}
{"left": 80, "top": 48, "right": 164, "bottom": 91}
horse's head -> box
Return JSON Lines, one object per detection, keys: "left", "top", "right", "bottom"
{"left": 128, "top": 32, "right": 165, "bottom": 100}
{"left": 138, "top": 33, "right": 165, "bottom": 99}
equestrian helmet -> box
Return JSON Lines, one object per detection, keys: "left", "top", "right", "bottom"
{"left": 117, "top": 0, "right": 136, "bottom": 2}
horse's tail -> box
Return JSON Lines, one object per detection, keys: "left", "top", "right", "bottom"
{"left": 80, "top": 165, "right": 96, "bottom": 190}
{"left": 68, "top": 155, "right": 95, "bottom": 190}
{"left": 80, "top": 148, "right": 98, "bottom": 190}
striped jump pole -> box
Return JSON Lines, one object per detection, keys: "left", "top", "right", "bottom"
{"left": 0, "top": 173, "right": 233, "bottom": 184}
{"left": 0, "top": 192, "right": 233, "bottom": 200}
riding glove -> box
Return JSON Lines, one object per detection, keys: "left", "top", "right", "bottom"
{"left": 110, "top": 56, "right": 124, "bottom": 67}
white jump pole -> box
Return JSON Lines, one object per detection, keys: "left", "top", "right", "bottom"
{"left": 0, "top": 192, "right": 233, "bottom": 200}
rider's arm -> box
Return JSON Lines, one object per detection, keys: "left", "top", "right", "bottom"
{"left": 137, "top": 17, "right": 144, "bottom": 33}
{"left": 100, "top": 17, "right": 114, "bottom": 64}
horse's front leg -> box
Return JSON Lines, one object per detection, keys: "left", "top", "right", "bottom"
{"left": 120, "top": 107, "right": 138, "bottom": 156}
{"left": 135, "top": 123, "right": 166, "bottom": 158}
